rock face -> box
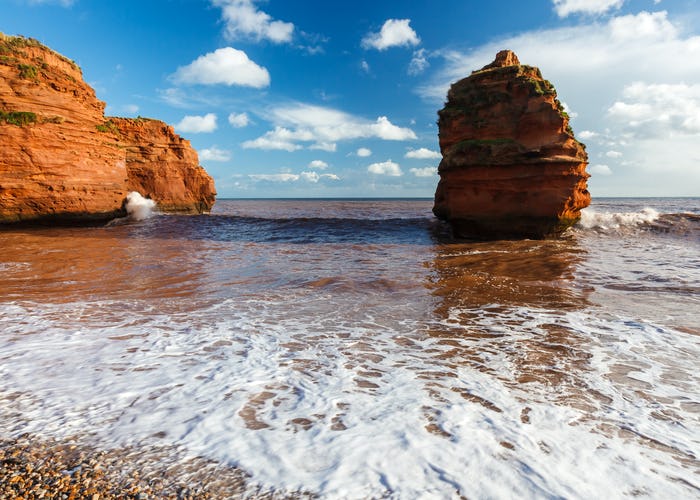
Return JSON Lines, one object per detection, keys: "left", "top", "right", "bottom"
{"left": 433, "top": 50, "right": 590, "bottom": 239}
{"left": 0, "top": 34, "right": 215, "bottom": 224}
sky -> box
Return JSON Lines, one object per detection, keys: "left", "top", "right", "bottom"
{"left": 2, "top": 0, "right": 699, "bottom": 198}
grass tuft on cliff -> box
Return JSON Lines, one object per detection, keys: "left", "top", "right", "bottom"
{"left": 0, "top": 110, "right": 37, "bottom": 126}
{"left": 96, "top": 119, "right": 120, "bottom": 135}
{"left": 18, "top": 63, "right": 38, "bottom": 80}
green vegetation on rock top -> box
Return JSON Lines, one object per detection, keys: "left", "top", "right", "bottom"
{"left": 0, "top": 32, "right": 78, "bottom": 70}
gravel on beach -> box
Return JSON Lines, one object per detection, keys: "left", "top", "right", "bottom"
{"left": 0, "top": 434, "right": 309, "bottom": 499}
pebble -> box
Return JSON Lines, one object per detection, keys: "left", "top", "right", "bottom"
{"left": 0, "top": 434, "right": 311, "bottom": 499}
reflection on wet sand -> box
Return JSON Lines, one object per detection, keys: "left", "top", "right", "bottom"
{"left": 0, "top": 225, "right": 221, "bottom": 304}
{"left": 423, "top": 237, "right": 603, "bottom": 432}
{"left": 429, "top": 237, "right": 588, "bottom": 312}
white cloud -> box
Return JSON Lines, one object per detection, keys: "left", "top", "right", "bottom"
{"left": 560, "top": 101, "right": 578, "bottom": 118}
{"left": 368, "top": 160, "right": 403, "bottom": 176}
{"left": 409, "top": 167, "right": 438, "bottom": 177}
{"left": 420, "top": 10, "right": 700, "bottom": 195}
{"left": 405, "top": 147, "right": 441, "bottom": 159}
{"left": 409, "top": 48, "right": 430, "bottom": 75}
{"left": 212, "top": 0, "right": 294, "bottom": 44}
{"left": 362, "top": 19, "right": 420, "bottom": 51}
{"left": 199, "top": 146, "right": 232, "bottom": 162}
{"left": 300, "top": 171, "right": 339, "bottom": 182}
{"left": 356, "top": 147, "right": 372, "bottom": 157}
{"left": 228, "top": 112, "right": 250, "bottom": 127}
{"left": 122, "top": 104, "right": 139, "bottom": 115}
{"left": 552, "top": 0, "right": 624, "bottom": 17}
{"left": 589, "top": 164, "right": 613, "bottom": 175}
{"left": 607, "top": 82, "right": 700, "bottom": 137}
{"left": 310, "top": 142, "right": 337, "bottom": 152}
{"left": 242, "top": 127, "right": 305, "bottom": 151}
{"left": 243, "top": 103, "right": 416, "bottom": 151}
{"left": 605, "top": 150, "right": 623, "bottom": 158}
{"left": 247, "top": 171, "right": 340, "bottom": 184}
{"left": 300, "top": 171, "right": 320, "bottom": 183}
{"left": 579, "top": 130, "right": 600, "bottom": 140}
{"left": 249, "top": 173, "right": 299, "bottom": 182}
{"left": 173, "top": 47, "right": 270, "bottom": 88}
{"left": 175, "top": 113, "right": 218, "bottom": 133}
{"left": 361, "top": 60, "right": 371, "bottom": 73}
{"left": 308, "top": 160, "right": 329, "bottom": 170}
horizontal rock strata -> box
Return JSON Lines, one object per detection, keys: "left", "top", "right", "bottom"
{"left": 0, "top": 34, "right": 215, "bottom": 224}
{"left": 433, "top": 50, "right": 590, "bottom": 239}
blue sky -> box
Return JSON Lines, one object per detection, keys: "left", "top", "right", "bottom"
{"left": 2, "top": 0, "right": 699, "bottom": 198}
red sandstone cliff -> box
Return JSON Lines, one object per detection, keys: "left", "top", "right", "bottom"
{"left": 0, "top": 34, "right": 215, "bottom": 224}
{"left": 433, "top": 50, "right": 590, "bottom": 239}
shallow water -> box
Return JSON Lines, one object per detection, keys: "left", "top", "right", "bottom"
{"left": 1, "top": 198, "right": 698, "bottom": 498}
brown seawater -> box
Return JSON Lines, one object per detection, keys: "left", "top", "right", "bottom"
{"left": 1, "top": 198, "right": 698, "bottom": 497}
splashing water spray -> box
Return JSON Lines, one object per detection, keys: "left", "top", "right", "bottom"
{"left": 125, "top": 192, "right": 157, "bottom": 221}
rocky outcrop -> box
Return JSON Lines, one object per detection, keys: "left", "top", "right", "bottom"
{"left": 0, "top": 34, "right": 215, "bottom": 224}
{"left": 433, "top": 50, "right": 590, "bottom": 239}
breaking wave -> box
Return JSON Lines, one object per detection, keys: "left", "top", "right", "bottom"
{"left": 125, "top": 192, "right": 156, "bottom": 221}
{"left": 577, "top": 205, "right": 699, "bottom": 240}
{"left": 578, "top": 207, "right": 660, "bottom": 231}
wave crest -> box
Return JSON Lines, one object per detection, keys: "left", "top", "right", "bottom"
{"left": 577, "top": 207, "right": 659, "bottom": 231}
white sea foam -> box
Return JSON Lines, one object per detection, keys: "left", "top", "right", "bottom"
{"left": 125, "top": 191, "right": 156, "bottom": 221}
{"left": 578, "top": 207, "right": 659, "bottom": 231}
{"left": 1, "top": 294, "right": 698, "bottom": 498}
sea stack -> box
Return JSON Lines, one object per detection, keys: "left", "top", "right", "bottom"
{"left": 433, "top": 50, "right": 590, "bottom": 239}
{"left": 0, "top": 34, "right": 216, "bottom": 224}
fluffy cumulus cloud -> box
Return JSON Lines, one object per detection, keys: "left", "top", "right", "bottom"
{"left": 228, "top": 112, "right": 250, "bottom": 127}
{"left": 212, "top": 0, "right": 294, "bottom": 43}
{"left": 175, "top": 113, "right": 218, "bottom": 133}
{"left": 300, "top": 171, "right": 320, "bottom": 183}
{"left": 173, "top": 47, "right": 270, "bottom": 88}
{"left": 368, "top": 160, "right": 402, "bottom": 176}
{"left": 589, "top": 164, "right": 613, "bottom": 176}
{"left": 362, "top": 19, "right": 420, "bottom": 51}
{"left": 409, "top": 167, "right": 438, "bottom": 177}
{"left": 356, "top": 147, "right": 372, "bottom": 157}
{"left": 308, "top": 160, "right": 329, "bottom": 170}
{"left": 199, "top": 146, "right": 232, "bottom": 162}
{"left": 421, "top": 9, "right": 700, "bottom": 195}
{"left": 607, "top": 82, "right": 700, "bottom": 137}
{"left": 243, "top": 103, "right": 416, "bottom": 151}
{"left": 405, "top": 147, "right": 441, "bottom": 159}
{"left": 552, "top": 0, "right": 624, "bottom": 17}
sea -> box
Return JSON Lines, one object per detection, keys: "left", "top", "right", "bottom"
{"left": 0, "top": 197, "right": 698, "bottom": 498}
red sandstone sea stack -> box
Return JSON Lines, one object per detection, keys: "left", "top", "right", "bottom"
{"left": 0, "top": 34, "right": 215, "bottom": 224}
{"left": 433, "top": 50, "right": 590, "bottom": 239}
